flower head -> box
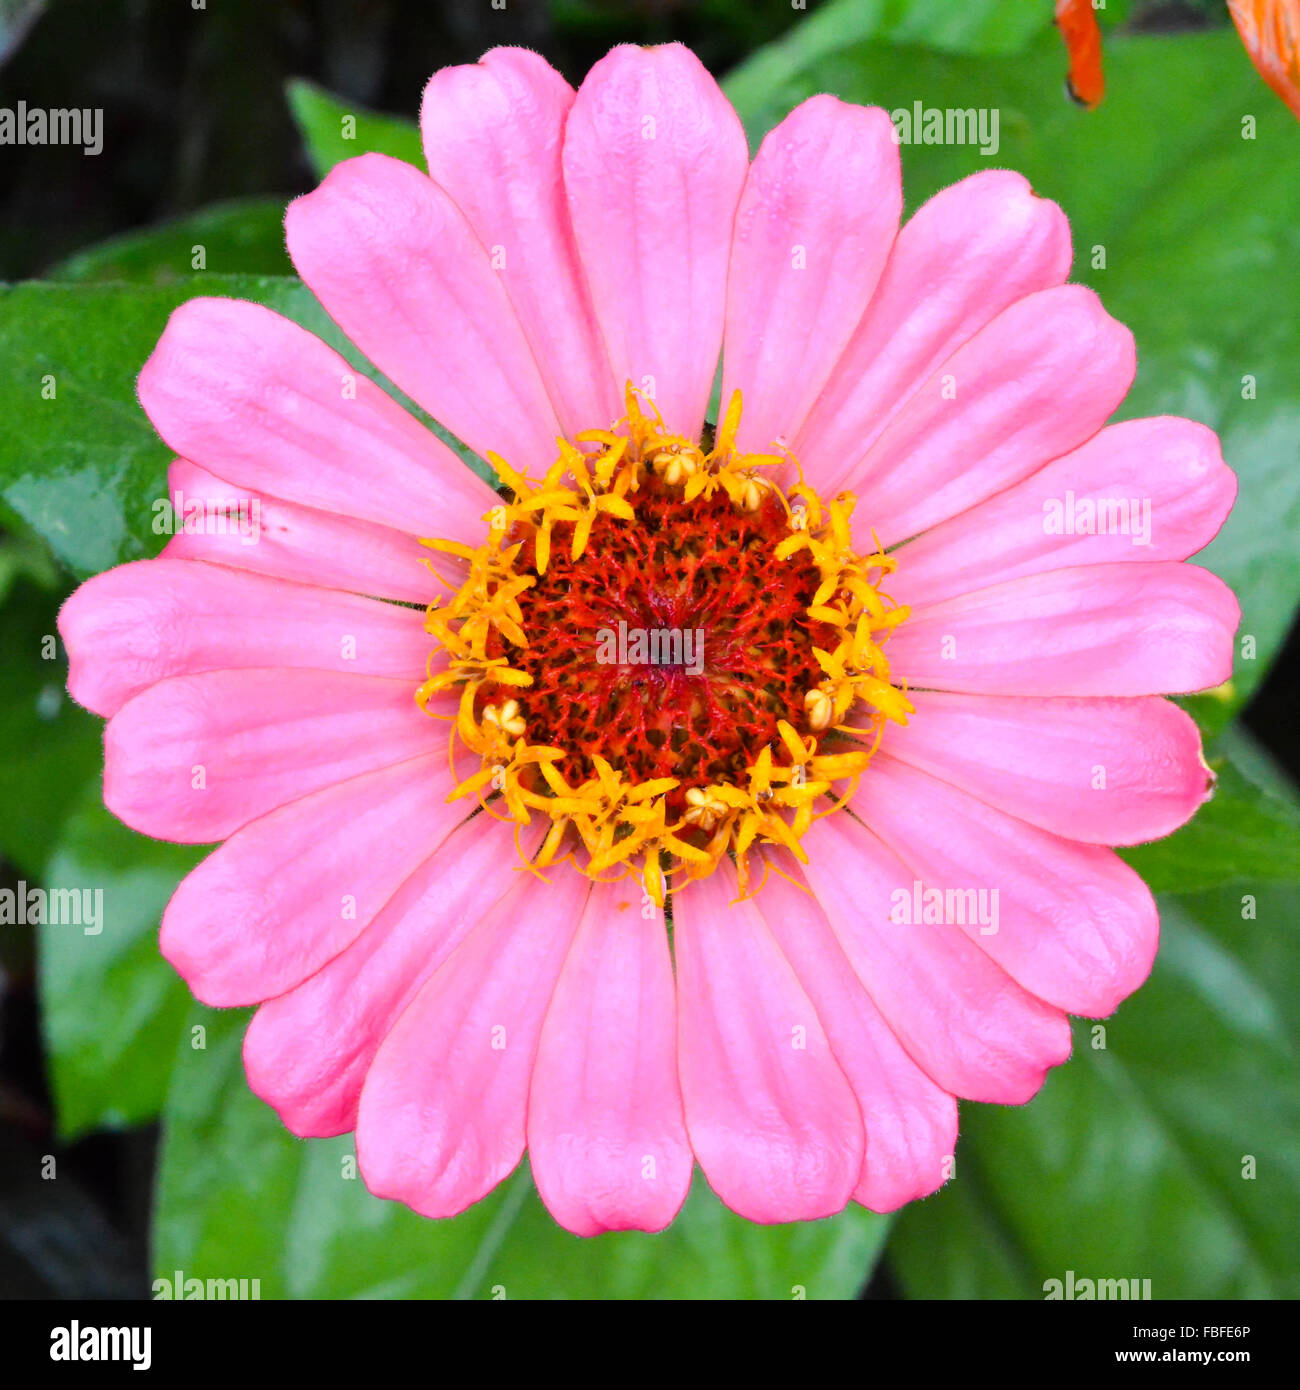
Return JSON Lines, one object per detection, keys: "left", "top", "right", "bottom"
{"left": 60, "top": 43, "right": 1238, "bottom": 1234}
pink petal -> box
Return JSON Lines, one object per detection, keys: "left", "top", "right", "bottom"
{"left": 855, "top": 755, "right": 1159, "bottom": 1016}
{"left": 673, "top": 861, "right": 863, "bottom": 1223}
{"left": 880, "top": 690, "right": 1212, "bottom": 844}
{"left": 562, "top": 43, "right": 749, "bottom": 440}
{"left": 160, "top": 755, "right": 465, "bottom": 1006}
{"left": 891, "top": 417, "right": 1237, "bottom": 609}
{"left": 721, "top": 95, "right": 901, "bottom": 453}
{"left": 355, "top": 869, "right": 591, "bottom": 1220}
{"left": 528, "top": 877, "right": 692, "bottom": 1235}
{"left": 844, "top": 284, "right": 1135, "bottom": 546}
{"left": 138, "top": 296, "right": 495, "bottom": 538}
{"left": 58, "top": 557, "right": 431, "bottom": 718}
{"left": 888, "top": 562, "right": 1239, "bottom": 696}
{"left": 244, "top": 814, "right": 540, "bottom": 1137}
{"left": 421, "top": 48, "right": 619, "bottom": 435}
{"left": 756, "top": 856, "right": 957, "bottom": 1213}
{"left": 285, "top": 154, "right": 562, "bottom": 472}
{"left": 104, "top": 669, "right": 438, "bottom": 843}
{"left": 796, "top": 169, "right": 1071, "bottom": 488}
{"left": 162, "top": 459, "right": 450, "bottom": 603}
{"left": 801, "top": 815, "right": 1072, "bottom": 1104}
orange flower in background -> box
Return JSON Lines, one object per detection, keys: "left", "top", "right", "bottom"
{"left": 1056, "top": 0, "right": 1300, "bottom": 124}
{"left": 1230, "top": 0, "right": 1300, "bottom": 119}
{"left": 1056, "top": 0, "right": 1106, "bottom": 109}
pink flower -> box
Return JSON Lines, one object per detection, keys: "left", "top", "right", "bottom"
{"left": 59, "top": 43, "right": 1239, "bottom": 1235}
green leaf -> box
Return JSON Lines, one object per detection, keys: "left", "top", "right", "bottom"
{"left": 0, "top": 520, "right": 59, "bottom": 603}
{"left": 1120, "top": 759, "right": 1300, "bottom": 895}
{"left": 48, "top": 199, "right": 293, "bottom": 284}
{"left": 894, "top": 891, "right": 1300, "bottom": 1298}
{"left": 37, "top": 784, "right": 201, "bottom": 1139}
{"left": 881, "top": 1170, "right": 1031, "bottom": 1300}
{"left": 286, "top": 79, "right": 423, "bottom": 180}
{"left": 892, "top": 744, "right": 1300, "bottom": 1299}
{"left": 0, "top": 276, "right": 311, "bottom": 578}
{"left": 723, "top": 0, "right": 1055, "bottom": 145}
{"left": 0, "top": 275, "right": 495, "bottom": 579}
{"left": 154, "top": 1008, "right": 889, "bottom": 1300}
{"left": 726, "top": 29, "right": 1300, "bottom": 716}
{"left": 0, "top": 578, "right": 100, "bottom": 875}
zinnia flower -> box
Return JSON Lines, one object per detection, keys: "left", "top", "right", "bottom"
{"left": 59, "top": 43, "right": 1239, "bottom": 1235}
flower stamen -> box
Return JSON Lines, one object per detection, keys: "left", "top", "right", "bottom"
{"left": 417, "top": 385, "right": 912, "bottom": 901}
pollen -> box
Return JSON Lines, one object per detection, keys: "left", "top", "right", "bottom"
{"left": 416, "top": 385, "right": 912, "bottom": 904}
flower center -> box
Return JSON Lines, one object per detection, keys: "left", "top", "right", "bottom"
{"left": 418, "top": 387, "right": 912, "bottom": 905}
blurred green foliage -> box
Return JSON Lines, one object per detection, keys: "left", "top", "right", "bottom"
{"left": 154, "top": 1011, "right": 888, "bottom": 1299}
